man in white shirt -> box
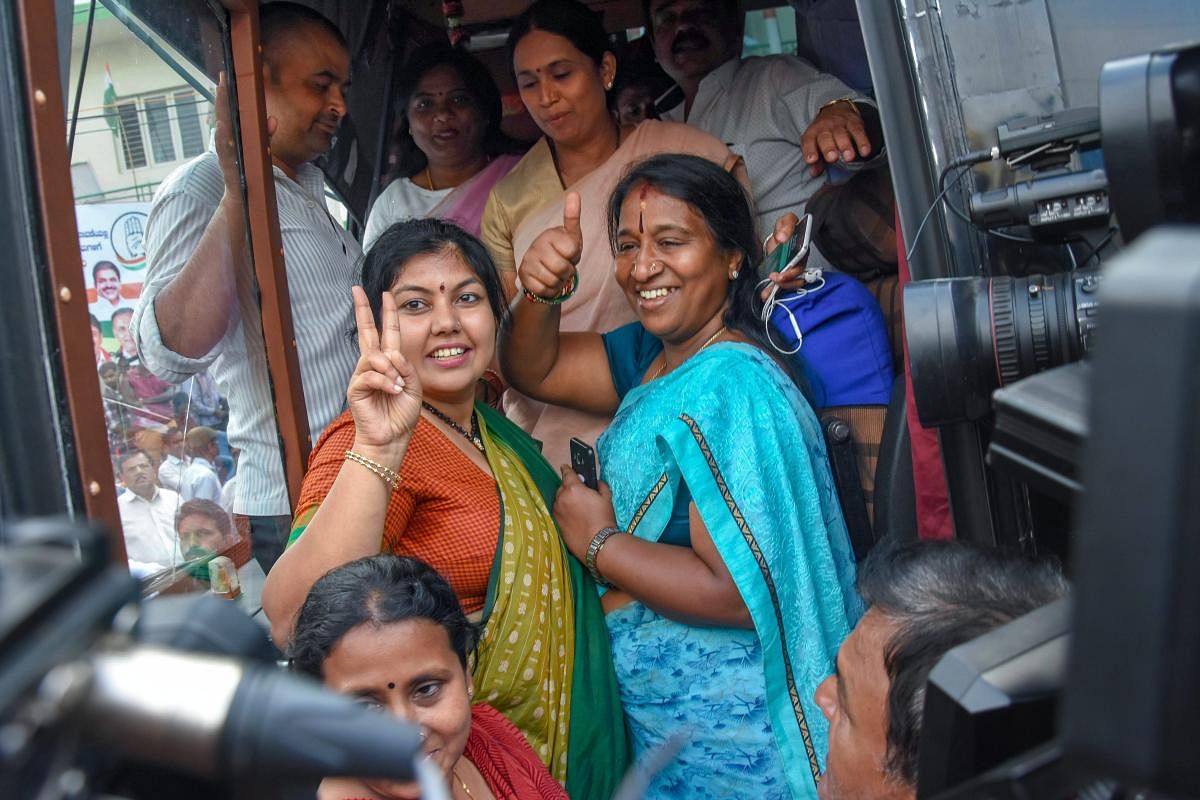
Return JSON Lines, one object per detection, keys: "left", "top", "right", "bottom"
{"left": 181, "top": 426, "right": 224, "bottom": 503}
{"left": 132, "top": 3, "right": 359, "bottom": 571}
{"left": 116, "top": 450, "right": 184, "bottom": 574}
{"left": 645, "top": 0, "right": 883, "bottom": 243}
{"left": 158, "top": 426, "right": 186, "bottom": 491}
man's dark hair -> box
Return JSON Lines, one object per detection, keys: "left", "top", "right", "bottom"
{"left": 289, "top": 555, "right": 479, "bottom": 677}
{"left": 359, "top": 217, "right": 506, "bottom": 333}
{"left": 508, "top": 0, "right": 612, "bottom": 71}
{"left": 92, "top": 260, "right": 119, "bottom": 284}
{"left": 111, "top": 307, "right": 133, "bottom": 325}
{"left": 390, "top": 42, "right": 519, "bottom": 180}
{"left": 640, "top": 0, "right": 740, "bottom": 39}
{"left": 115, "top": 448, "right": 151, "bottom": 473}
{"left": 176, "top": 498, "right": 232, "bottom": 539}
{"left": 259, "top": 2, "right": 347, "bottom": 71}
{"left": 607, "top": 153, "right": 811, "bottom": 394}
{"left": 858, "top": 540, "right": 1070, "bottom": 786}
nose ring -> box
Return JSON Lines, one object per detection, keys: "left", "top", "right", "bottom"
{"left": 648, "top": 260, "right": 663, "bottom": 275}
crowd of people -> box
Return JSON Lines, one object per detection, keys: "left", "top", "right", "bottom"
{"left": 105, "top": 1, "right": 1069, "bottom": 798}
{"left": 92, "top": 262, "right": 241, "bottom": 579}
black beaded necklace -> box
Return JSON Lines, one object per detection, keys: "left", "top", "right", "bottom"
{"left": 422, "top": 402, "right": 485, "bottom": 453}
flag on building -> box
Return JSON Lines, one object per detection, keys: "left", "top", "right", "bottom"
{"left": 102, "top": 64, "right": 119, "bottom": 135}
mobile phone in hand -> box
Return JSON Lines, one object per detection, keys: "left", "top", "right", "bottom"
{"left": 569, "top": 437, "right": 598, "bottom": 490}
{"left": 764, "top": 213, "right": 814, "bottom": 278}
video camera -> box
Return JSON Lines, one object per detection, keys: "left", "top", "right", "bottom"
{"left": 0, "top": 519, "right": 426, "bottom": 800}
{"left": 904, "top": 43, "right": 1199, "bottom": 430}
{"left": 906, "top": 42, "right": 1200, "bottom": 800}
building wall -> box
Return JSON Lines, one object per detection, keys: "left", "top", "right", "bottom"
{"left": 67, "top": 11, "right": 213, "bottom": 202}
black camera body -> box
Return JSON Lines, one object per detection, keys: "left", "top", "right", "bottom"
{"left": 904, "top": 43, "right": 1199, "bottom": 536}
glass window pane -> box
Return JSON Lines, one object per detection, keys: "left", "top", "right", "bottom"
{"left": 143, "top": 94, "right": 176, "bottom": 163}
{"left": 67, "top": 1, "right": 268, "bottom": 610}
{"left": 174, "top": 89, "right": 205, "bottom": 158}
{"left": 116, "top": 101, "right": 146, "bottom": 168}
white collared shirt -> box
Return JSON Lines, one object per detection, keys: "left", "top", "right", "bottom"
{"left": 158, "top": 453, "right": 185, "bottom": 492}
{"left": 133, "top": 151, "right": 360, "bottom": 517}
{"left": 180, "top": 456, "right": 223, "bottom": 504}
{"left": 117, "top": 486, "right": 185, "bottom": 568}
{"left": 659, "top": 55, "right": 870, "bottom": 245}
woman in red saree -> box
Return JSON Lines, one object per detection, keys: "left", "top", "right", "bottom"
{"left": 290, "top": 554, "right": 568, "bottom": 800}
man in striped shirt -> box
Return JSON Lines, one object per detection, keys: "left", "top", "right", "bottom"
{"left": 132, "top": 3, "right": 358, "bottom": 572}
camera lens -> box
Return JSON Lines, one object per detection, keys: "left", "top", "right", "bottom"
{"left": 905, "top": 269, "right": 1100, "bottom": 426}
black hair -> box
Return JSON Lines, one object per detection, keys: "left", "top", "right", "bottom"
{"left": 390, "top": 42, "right": 519, "bottom": 180}
{"left": 857, "top": 539, "right": 1070, "bottom": 786}
{"left": 289, "top": 555, "right": 479, "bottom": 678}
{"left": 89, "top": 313, "right": 102, "bottom": 329}
{"left": 508, "top": 0, "right": 613, "bottom": 72}
{"left": 115, "top": 448, "right": 150, "bottom": 473}
{"left": 176, "top": 498, "right": 233, "bottom": 538}
{"left": 111, "top": 307, "right": 133, "bottom": 324}
{"left": 608, "top": 39, "right": 672, "bottom": 115}
{"left": 259, "top": 2, "right": 347, "bottom": 70}
{"left": 639, "top": 0, "right": 740, "bottom": 39}
{"left": 359, "top": 217, "right": 506, "bottom": 333}
{"left": 92, "top": 260, "right": 119, "bottom": 284}
{"left": 606, "top": 153, "right": 810, "bottom": 393}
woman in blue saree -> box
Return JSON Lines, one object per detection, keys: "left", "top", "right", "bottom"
{"left": 500, "top": 153, "right": 862, "bottom": 799}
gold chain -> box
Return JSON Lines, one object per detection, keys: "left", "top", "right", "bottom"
{"left": 649, "top": 325, "right": 727, "bottom": 381}
{"left": 453, "top": 767, "right": 474, "bottom": 799}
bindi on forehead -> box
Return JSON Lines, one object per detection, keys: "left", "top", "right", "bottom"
{"left": 637, "top": 184, "right": 665, "bottom": 233}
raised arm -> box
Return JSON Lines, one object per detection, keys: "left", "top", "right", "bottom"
{"left": 261, "top": 288, "right": 422, "bottom": 646}
{"left": 498, "top": 192, "right": 621, "bottom": 417}
{"left": 150, "top": 73, "right": 260, "bottom": 358}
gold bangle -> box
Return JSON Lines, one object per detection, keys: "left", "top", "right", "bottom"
{"left": 344, "top": 450, "right": 400, "bottom": 490}
{"left": 818, "top": 97, "right": 860, "bottom": 118}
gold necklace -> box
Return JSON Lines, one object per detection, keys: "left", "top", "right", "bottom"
{"left": 453, "top": 767, "right": 474, "bottom": 798}
{"left": 649, "top": 325, "right": 727, "bottom": 381}
{"left": 424, "top": 165, "right": 436, "bottom": 191}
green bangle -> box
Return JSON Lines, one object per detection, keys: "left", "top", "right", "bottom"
{"left": 522, "top": 269, "right": 579, "bottom": 305}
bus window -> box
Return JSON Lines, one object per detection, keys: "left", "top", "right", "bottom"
{"left": 66, "top": 0, "right": 286, "bottom": 611}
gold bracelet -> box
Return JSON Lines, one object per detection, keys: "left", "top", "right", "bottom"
{"left": 344, "top": 450, "right": 400, "bottom": 490}
{"left": 818, "top": 96, "right": 860, "bottom": 118}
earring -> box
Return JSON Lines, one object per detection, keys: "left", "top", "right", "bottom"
{"left": 730, "top": 270, "right": 740, "bottom": 279}
{"left": 468, "top": 687, "right": 475, "bottom": 699}
{"left": 605, "top": 81, "right": 613, "bottom": 90}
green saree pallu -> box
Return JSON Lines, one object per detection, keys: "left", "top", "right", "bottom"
{"left": 474, "top": 404, "right": 630, "bottom": 800}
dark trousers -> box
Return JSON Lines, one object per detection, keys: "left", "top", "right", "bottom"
{"left": 234, "top": 513, "right": 291, "bottom": 574}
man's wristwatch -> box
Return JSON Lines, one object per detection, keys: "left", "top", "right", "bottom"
{"left": 585, "top": 526, "right": 623, "bottom": 587}
{"left": 818, "top": 96, "right": 861, "bottom": 118}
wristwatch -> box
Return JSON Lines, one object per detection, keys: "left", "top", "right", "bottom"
{"left": 818, "top": 96, "right": 861, "bottom": 117}
{"left": 585, "top": 526, "right": 623, "bottom": 587}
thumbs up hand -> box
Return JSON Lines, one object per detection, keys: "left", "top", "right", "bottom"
{"left": 518, "top": 192, "right": 584, "bottom": 301}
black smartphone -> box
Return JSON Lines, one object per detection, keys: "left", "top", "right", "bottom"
{"left": 569, "top": 437, "right": 598, "bottom": 490}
